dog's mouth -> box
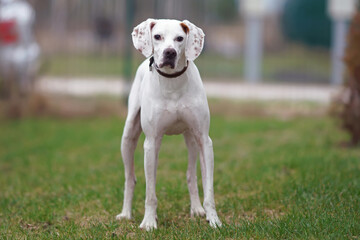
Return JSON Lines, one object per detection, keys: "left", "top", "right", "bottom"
{"left": 158, "top": 61, "right": 175, "bottom": 69}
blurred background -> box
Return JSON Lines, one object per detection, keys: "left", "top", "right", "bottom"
{"left": 30, "top": 0, "right": 337, "bottom": 83}
{"left": 0, "top": 0, "right": 359, "bottom": 117}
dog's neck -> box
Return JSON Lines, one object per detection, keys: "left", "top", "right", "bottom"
{"left": 150, "top": 55, "right": 189, "bottom": 99}
{"left": 150, "top": 55, "right": 188, "bottom": 79}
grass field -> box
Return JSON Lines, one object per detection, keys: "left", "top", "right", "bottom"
{"left": 0, "top": 104, "right": 359, "bottom": 239}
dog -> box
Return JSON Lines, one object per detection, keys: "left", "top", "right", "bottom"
{"left": 116, "top": 19, "right": 222, "bottom": 230}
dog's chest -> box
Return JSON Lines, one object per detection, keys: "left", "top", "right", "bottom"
{"left": 142, "top": 73, "right": 204, "bottom": 135}
{"left": 160, "top": 100, "right": 191, "bottom": 135}
{"left": 158, "top": 77, "right": 188, "bottom": 100}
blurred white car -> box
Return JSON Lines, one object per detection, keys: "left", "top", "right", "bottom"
{"left": 0, "top": 0, "right": 40, "bottom": 94}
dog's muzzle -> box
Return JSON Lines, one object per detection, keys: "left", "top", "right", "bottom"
{"left": 159, "top": 48, "right": 177, "bottom": 69}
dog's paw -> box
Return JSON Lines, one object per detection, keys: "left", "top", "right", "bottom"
{"left": 206, "top": 211, "right": 222, "bottom": 228}
{"left": 115, "top": 211, "right": 132, "bottom": 221}
{"left": 208, "top": 216, "right": 222, "bottom": 228}
{"left": 191, "top": 206, "right": 206, "bottom": 217}
{"left": 139, "top": 215, "right": 157, "bottom": 231}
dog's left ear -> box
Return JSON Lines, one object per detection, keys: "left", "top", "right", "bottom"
{"left": 181, "top": 20, "right": 205, "bottom": 61}
{"left": 132, "top": 18, "right": 157, "bottom": 58}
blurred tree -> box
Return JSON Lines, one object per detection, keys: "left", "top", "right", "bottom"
{"left": 281, "top": 0, "right": 332, "bottom": 48}
{"left": 209, "top": 0, "right": 238, "bottom": 23}
{"left": 339, "top": 10, "right": 360, "bottom": 146}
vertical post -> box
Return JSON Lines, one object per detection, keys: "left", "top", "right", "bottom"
{"left": 330, "top": 20, "right": 348, "bottom": 85}
{"left": 51, "top": 0, "right": 67, "bottom": 53}
{"left": 241, "top": 0, "right": 266, "bottom": 83}
{"left": 328, "top": 0, "right": 357, "bottom": 85}
{"left": 123, "top": 0, "right": 135, "bottom": 103}
{"left": 244, "top": 16, "right": 263, "bottom": 83}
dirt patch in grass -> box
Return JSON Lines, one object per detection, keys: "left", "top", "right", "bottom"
{"left": 236, "top": 208, "right": 286, "bottom": 223}
{"left": 108, "top": 225, "right": 138, "bottom": 239}
{"left": 0, "top": 93, "right": 128, "bottom": 119}
{"left": 20, "top": 221, "right": 53, "bottom": 231}
{"left": 78, "top": 214, "right": 110, "bottom": 229}
{"left": 43, "top": 94, "right": 127, "bottom": 119}
{"left": 1, "top": 93, "right": 327, "bottom": 120}
{"left": 209, "top": 99, "right": 328, "bottom": 119}
{"left": 263, "top": 208, "right": 286, "bottom": 219}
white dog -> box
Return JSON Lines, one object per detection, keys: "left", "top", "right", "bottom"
{"left": 116, "top": 19, "right": 222, "bottom": 230}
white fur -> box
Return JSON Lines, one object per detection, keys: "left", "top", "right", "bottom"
{"left": 116, "top": 19, "right": 221, "bottom": 230}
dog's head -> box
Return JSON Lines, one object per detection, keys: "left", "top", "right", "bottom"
{"left": 132, "top": 19, "right": 205, "bottom": 71}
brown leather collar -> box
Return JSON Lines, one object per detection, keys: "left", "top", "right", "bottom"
{"left": 149, "top": 57, "right": 188, "bottom": 78}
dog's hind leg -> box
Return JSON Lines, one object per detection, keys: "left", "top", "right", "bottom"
{"left": 197, "top": 134, "right": 222, "bottom": 228}
{"left": 116, "top": 108, "right": 142, "bottom": 220}
{"left": 116, "top": 66, "right": 145, "bottom": 221}
{"left": 184, "top": 131, "right": 206, "bottom": 217}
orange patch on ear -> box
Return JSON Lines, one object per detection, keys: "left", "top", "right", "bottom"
{"left": 180, "top": 23, "right": 189, "bottom": 34}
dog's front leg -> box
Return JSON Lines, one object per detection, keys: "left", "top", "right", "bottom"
{"left": 198, "top": 135, "right": 222, "bottom": 228}
{"left": 139, "top": 136, "right": 162, "bottom": 231}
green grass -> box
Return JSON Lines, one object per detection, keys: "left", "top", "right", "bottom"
{"left": 0, "top": 111, "right": 359, "bottom": 239}
{"left": 44, "top": 54, "right": 129, "bottom": 77}
{"left": 44, "top": 46, "right": 330, "bottom": 82}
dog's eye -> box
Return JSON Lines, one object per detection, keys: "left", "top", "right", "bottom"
{"left": 176, "top": 36, "right": 184, "bottom": 42}
{"left": 154, "top": 34, "right": 161, "bottom": 40}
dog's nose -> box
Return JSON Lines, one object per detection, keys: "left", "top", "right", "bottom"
{"left": 164, "top": 48, "right": 177, "bottom": 59}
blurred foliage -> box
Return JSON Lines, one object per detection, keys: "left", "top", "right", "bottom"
{"left": 209, "top": 0, "right": 238, "bottom": 23}
{"left": 281, "top": 0, "right": 332, "bottom": 48}
{"left": 340, "top": 11, "right": 360, "bottom": 146}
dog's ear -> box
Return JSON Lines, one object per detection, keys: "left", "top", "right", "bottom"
{"left": 181, "top": 20, "right": 205, "bottom": 61}
{"left": 132, "top": 18, "right": 156, "bottom": 58}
